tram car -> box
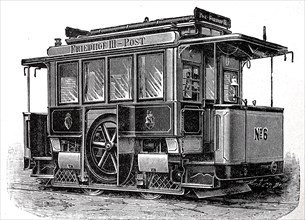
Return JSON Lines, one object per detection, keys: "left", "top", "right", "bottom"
{"left": 22, "top": 7, "right": 293, "bottom": 199}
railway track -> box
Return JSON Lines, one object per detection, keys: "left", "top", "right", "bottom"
{"left": 6, "top": 149, "right": 300, "bottom": 219}
{"left": 7, "top": 179, "right": 298, "bottom": 213}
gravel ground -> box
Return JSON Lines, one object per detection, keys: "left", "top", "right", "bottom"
{"left": 3, "top": 143, "right": 302, "bottom": 219}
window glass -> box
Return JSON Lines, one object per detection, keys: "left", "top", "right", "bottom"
{"left": 181, "top": 27, "right": 197, "bottom": 36}
{"left": 138, "top": 53, "right": 163, "bottom": 99}
{"left": 83, "top": 59, "right": 105, "bottom": 102}
{"left": 183, "top": 65, "right": 200, "bottom": 101}
{"left": 211, "top": 30, "right": 221, "bottom": 36}
{"left": 109, "top": 56, "right": 132, "bottom": 101}
{"left": 224, "top": 71, "right": 238, "bottom": 102}
{"left": 181, "top": 47, "right": 201, "bottom": 63}
{"left": 205, "top": 57, "right": 215, "bottom": 100}
{"left": 58, "top": 62, "right": 78, "bottom": 103}
{"left": 201, "top": 27, "right": 211, "bottom": 36}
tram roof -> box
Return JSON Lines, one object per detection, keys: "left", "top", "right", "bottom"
{"left": 65, "top": 7, "right": 232, "bottom": 45}
{"left": 179, "top": 33, "right": 288, "bottom": 60}
{"left": 22, "top": 32, "right": 288, "bottom": 68}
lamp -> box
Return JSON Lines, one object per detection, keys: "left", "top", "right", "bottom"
{"left": 230, "top": 77, "right": 239, "bottom": 87}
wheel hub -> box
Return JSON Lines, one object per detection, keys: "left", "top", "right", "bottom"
{"left": 105, "top": 142, "right": 112, "bottom": 150}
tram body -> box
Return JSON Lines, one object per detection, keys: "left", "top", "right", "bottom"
{"left": 22, "top": 8, "right": 291, "bottom": 198}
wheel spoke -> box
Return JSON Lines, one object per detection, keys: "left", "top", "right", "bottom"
{"left": 110, "top": 152, "right": 117, "bottom": 173}
{"left": 92, "top": 141, "right": 106, "bottom": 148}
{"left": 110, "top": 129, "right": 117, "bottom": 144}
{"left": 98, "top": 151, "right": 108, "bottom": 167}
{"left": 102, "top": 124, "right": 111, "bottom": 142}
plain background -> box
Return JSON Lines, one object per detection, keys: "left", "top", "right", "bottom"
{"left": 1, "top": 1, "right": 304, "bottom": 219}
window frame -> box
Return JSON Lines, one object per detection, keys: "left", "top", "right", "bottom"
{"left": 57, "top": 61, "right": 79, "bottom": 105}
{"left": 223, "top": 69, "right": 239, "bottom": 104}
{"left": 136, "top": 52, "right": 165, "bottom": 101}
{"left": 108, "top": 55, "right": 134, "bottom": 102}
{"left": 82, "top": 58, "right": 106, "bottom": 104}
{"left": 204, "top": 55, "right": 217, "bottom": 102}
{"left": 182, "top": 62, "right": 201, "bottom": 102}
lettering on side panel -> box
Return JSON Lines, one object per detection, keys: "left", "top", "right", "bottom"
{"left": 254, "top": 127, "right": 268, "bottom": 141}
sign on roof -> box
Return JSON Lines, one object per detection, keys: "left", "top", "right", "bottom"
{"left": 194, "top": 7, "right": 231, "bottom": 29}
{"left": 47, "top": 32, "right": 177, "bottom": 56}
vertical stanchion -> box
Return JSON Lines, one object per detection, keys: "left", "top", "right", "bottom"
{"left": 213, "top": 43, "right": 217, "bottom": 104}
{"left": 271, "top": 57, "right": 273, "bottom": 107}
{"left": 25, "top": 67, "right": 31, "bottom": 112}
{"left": 81, "top": 107, "right": 86, "bottom": 182}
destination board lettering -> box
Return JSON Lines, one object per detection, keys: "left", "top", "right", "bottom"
{"left": 70, "top": 36, "right": 146, "bottom": 53}
{"left": 47, "top": 32, "right": 176, "bottom": 56}
{"left": 194, "top": 7, "right": 231, "bottom": 29}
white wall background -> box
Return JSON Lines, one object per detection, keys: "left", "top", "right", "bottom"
{"left": 1, "top": 1, "right": 304, "bottom": 219}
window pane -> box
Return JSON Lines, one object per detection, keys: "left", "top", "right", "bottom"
{"left": 211, "top": 30, "right": 221, "bottom": 36}
{"left": 201, "top": 27, "right": 211, "bottom": 36}
{"left": 138, "top": 53, "right": 163, "bottom": 99}
{"left": 181, "top": 47, "right": 201, "bottom": 63}
{"left": 205, "top": 57, "right": 215, "bottom": 100}
{"left": 183, "top": 65, "right": 192, "bottom": 99}
{"left": 110, "top": 56, "right": 132, "bottom": 101}
{"left": 183, "top": 65, "right": 200, "bottom": 101}
{"left": 59, "top": 62, "right": 78, "bottom": 103}
{"left": 84, "top": 59, "right": 105, "bottom": 102}
{"left": 224, "top": 71, "right": 238, "bottom": 102}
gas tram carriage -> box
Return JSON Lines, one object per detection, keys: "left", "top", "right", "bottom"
{"left": 22, "top": 7, "right": 293, "bottom": 198}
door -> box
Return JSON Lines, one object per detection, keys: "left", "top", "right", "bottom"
{"left": 23, "top": 112, "right": 49, "bottom": 169}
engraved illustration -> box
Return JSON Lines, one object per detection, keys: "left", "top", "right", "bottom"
{"left": 2, "top": 2, "right": 303, "bottom": 219}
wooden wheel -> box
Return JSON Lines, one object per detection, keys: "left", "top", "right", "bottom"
{"left": 140, "top": 192, "right": 162, "bottom": 200}
{"left": 86, "top": 116, "right": 118, "bottom": 184}
{"left": 85, "top": 115, "right": 134, "bottom": 185}
{"left": 140, "top": 173, "right": 162, "bottom": 200}
{"left": 82, "top": 188, "right": 104, "bottom": 196}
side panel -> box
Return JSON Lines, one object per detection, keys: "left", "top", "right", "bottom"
{"left": 214, "top": 109, "right": 246, "bottom": 164}
{"left": 223, "top": 110, "right": 246, "bottom": 163}
{"left": 246, "top": 111, "right": 283, "bottom": 162}
{"left": 50, "top": 108, "right": 82, "bottom": 134}
{"left": 118, "top": 103, "right": 174, "bottom": 136}
{"left": 215, "top": 108, "right": 283, "bottom": 164}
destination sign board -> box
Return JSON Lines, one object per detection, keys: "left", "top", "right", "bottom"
{"left": 194, "top": 7, "right": 231, "bottom": 29}
{"left": 47, "top": 32, "right": 177, "bottom": 56}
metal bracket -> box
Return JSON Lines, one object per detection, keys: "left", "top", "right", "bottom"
{"left": 284, "top": 51, "right": 294, "bottom": 63}
{"left": 242, "top": 59, "right": 251, "bottom": 69}
{"left": 24, "top": 66, "right": 29, "bottom": 76}
{"left": 34, "top": 67, "right": 41, "bottom": 77}
{"left": 178, "top": 45, "right": 190, "bottom": 57}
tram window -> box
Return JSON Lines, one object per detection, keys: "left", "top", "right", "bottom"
{"left": 138, "top": 53, "right": 164, "bottom": 99}
{"left": 58, "top": 62, "right": 78, "bottom": 104}
{"left": 201, "top": 27, "right": 211, "bottom": 36}
{"left": 211, "top": 30, "right": 221, "bottom": 36}
{"left": 224, "top": 71, "right": 238, "bottom": 102}
{"left": 83, "top": 59, "right": 105, "bottom": 102}
{"left": 183, "top": 65, "right": 200, "bottom": 101}
{"left": 181, "top": 47, "right": 202, "bottom": 63}
{"left": 181, "top": 27, "right": 197, "bottom": 35}
{"left": 109, "top": 56, "right": 132, "bottom": 101}
{"left": 205, "top": 56, "right": 216, "bottom": 100}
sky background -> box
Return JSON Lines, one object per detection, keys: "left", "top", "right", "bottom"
{"left": 1, "top": 1, "right": 304, "bottom": 219}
